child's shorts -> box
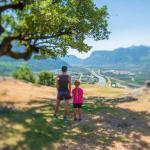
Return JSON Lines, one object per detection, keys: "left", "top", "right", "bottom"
{"left": 73, "top": 103, "right": 82, "bottom": 108}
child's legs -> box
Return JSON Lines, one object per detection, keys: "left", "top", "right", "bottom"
{"left": 74, "top": 107, "right": 77, "bottom": 118}
{"left": 64, "top": 100, "right": 69, "bottom": 117}
{"left": 73, "top": 104, "right": 78, "bottom": 118}
{"left": 77, "top": 104, "right": 82, "bottom": 119}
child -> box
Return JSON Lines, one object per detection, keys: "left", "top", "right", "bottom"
{"left": 72, "top": 80, "right": 84, "bottom": 121}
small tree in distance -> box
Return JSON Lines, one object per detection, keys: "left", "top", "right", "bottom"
{"left": 38, "top": 71, "right": 55, "bottom": 86}
{"left": 12, "top": 66, "right": 35, "bottom": 83}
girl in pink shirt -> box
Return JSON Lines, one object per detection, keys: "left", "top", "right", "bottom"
{"left": 72, "top": 80, "right": 84, "bottom": 121}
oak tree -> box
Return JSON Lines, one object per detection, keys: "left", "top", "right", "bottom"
{"left": 0, "top": 0, "right": 109, "bottom": 60}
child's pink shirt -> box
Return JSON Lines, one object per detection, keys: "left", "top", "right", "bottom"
{"left": 72, "top": 88, "right": 83, "bottom": 104}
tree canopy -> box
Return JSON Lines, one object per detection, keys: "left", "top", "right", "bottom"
{"left": 0, "top": 0, "right": 109, "bottom": 60}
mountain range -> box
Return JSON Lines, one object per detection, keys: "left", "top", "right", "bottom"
{"left": 0, "top": 45, "right": 150, "bottom": 75}
{"left": 62, "top": 46, "right": 150, "bottom": 69}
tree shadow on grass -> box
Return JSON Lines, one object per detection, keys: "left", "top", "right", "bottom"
{"left": 0, "top": 101, "right": 70, "bottom": 150}
{"left": 0, "top": 99, "right": 150, "bottom": 150}
{"left": 80, "top": 103, "right": 150, "bottom": 149}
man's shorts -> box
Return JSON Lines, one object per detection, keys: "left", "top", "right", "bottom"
{"left": 57, "top": 91, "right": 71, "bottom": 100}
{"left": 73, "top": 103, "right": 82, "bottom": 108}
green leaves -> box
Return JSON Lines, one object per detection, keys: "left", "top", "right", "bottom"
{"left": 12, "top": 66, "right": 35, "bottom": 83}
{"left": 38, "top": 71, "right": 55, "bottom": 86}
{"left": 1, "top": 0, "right": 110, "bottom": 59}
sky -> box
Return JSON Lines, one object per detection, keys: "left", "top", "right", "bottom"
{"left": 69, "top": 0, "right": 150, "bottom": 58}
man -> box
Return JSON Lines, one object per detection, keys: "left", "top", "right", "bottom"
{"left": 54, "top": 66, "right": 71, "bottom": 122}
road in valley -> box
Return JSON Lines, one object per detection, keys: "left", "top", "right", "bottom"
{"left": 90, "top": 70, "right": 108, "bottom": 87}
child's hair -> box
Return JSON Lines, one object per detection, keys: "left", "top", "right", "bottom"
{"left": 74, "top": 80, "right": 80, "bottom": 85}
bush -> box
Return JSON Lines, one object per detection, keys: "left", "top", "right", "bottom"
{"left": 12, "top": 66, "right": 35, "bottom": 83}
{"left": 38, "top": 71, "right": 55, "bottom": 86}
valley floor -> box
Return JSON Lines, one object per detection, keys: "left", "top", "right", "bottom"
{"left": 0, "top": 78, "right": 150, "bottom": 150}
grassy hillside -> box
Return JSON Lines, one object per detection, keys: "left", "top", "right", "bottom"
{"left": 0, "top": 78, "right": 150, "bottom": 150}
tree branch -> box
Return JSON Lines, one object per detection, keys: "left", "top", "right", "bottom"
{"left": 0, "top": 35, "right": 34, "bottom": 60}
{"left": 0, "top": 29, "right": 71, "bottom": 60}
{"left": 6, "top": 46, "right": 34, "bottom": 60}
{"left": 0, "top": 24, "right": 4, "bottom": 35}
{"left": 0, "top": 1, "right": 74, "bottom": 60}
{"left": 27, "top": 30, "right": 72, "bottom": 41}
{"left": 0, "top": 1, "right": 25, "bottom": 13}
{"left": 0, "top": 1, "right": 25, "bottom": 35}
{"left": 51, "top": 0, "right": 60, "bottom": 4}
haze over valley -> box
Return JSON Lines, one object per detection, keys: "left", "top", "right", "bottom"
{"left": 0, "top": 45, "right": 150, "bottom": 88}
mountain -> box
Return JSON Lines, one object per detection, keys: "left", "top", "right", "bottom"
{"left": 61, "top": 55, "right": 83, "bottom": 66}
{"left": 0, "top": 43, "right": 70, "bottom": 75}
{"left": 1, "top": 45, "right": 150, "bottom": 76}
{"left": 63, "top": 46, "right": 150, "bottom": 68}
{"left": 27, "top": 58, "right": 69, "bottom": 72}
{"left": 0, "top": 56, "right": 69, "bottom": 75}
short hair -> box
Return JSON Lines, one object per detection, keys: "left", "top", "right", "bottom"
{"left": 61, "top": 66, "right": 68, "bottom": 72}
{"left": 74, "top": 80, "right": 80, "bottom": 85}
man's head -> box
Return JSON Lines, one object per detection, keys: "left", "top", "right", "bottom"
{"left": 61, "top": 66, "right": 68, "bottom": 73}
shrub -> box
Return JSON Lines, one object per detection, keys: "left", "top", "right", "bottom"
{"left": 38, "top": 71, "right": 55, "bottom": 86}
{"left": 12, "top": 66, "right": 35, "bottom": 83}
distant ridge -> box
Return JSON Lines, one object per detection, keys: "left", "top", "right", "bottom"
{"left": 62, "top": 46, "right": 150, "bottom": 68}
{"left": 0, "top": 56, "right": 69, "bottom": 75}
{"left": 0, "top": 45, "right": 150, "bottom": 75}
{"left": 61, "top": 55, "right": 83, "bottom": 66}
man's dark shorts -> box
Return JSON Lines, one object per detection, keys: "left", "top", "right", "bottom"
{"left": 57, "top": 90, "right": 71, "bottom": 100}
{"left": 73, "top": 103, "right": 82, "bottom": 108}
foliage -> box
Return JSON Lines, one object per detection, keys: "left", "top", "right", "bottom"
{"left": 12, "top": 66, "right": 35, "bottom": 83}
{"left": 0, "top": 56, "right": 69, "bottom": 76}
{"left": 0, "top": 0, "right": 109, "bottom": 59}
{"left": 38, "top": 71, "right": 55, "bottom": 86}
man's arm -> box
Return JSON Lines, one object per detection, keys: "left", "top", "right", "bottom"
{"left": 56, "top": 75, "right": 59, "bottom": 90}
{"left": 68, "top": 75, "right": 71, "bottom": 94}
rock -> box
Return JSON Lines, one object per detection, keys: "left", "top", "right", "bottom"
{"left": 145, "top": 80, "right": 150, "bottom": 88}
{"left": 117, "top": 122, "right": 129, "bottom": 129}
{"left": 0, "top": 105, "right": 14, "bottom": 113}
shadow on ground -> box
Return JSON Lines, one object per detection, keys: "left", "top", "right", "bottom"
{"left": 0, "top": 97, "right": 150, "bottom": 150}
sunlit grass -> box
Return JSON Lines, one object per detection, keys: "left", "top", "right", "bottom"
{"left": 80, "top": 84, "right": 129, "bottom": 97}
{"left": 0, "top": 98, "right": 149, "bottom": 150}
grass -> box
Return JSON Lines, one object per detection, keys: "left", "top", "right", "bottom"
{"left": 0, "top": 98, "right": 150, "bottom": 150}
{"left": 81, "top": 84, "right": 129, "bottom": 98}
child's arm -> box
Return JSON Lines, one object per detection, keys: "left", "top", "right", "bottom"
{"left": 81, "top": 89, "right": 84, "bottom": 101}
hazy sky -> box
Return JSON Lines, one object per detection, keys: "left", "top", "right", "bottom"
{"left": 69, "top": 0, "right": 150, "bottom": 58}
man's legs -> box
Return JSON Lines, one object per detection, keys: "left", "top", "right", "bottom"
{"left": 54, "top": 99, "right": 60, "bottom": 116}
{"left": 64, "top": 100, "right": 69, "bottom": 117}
